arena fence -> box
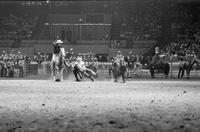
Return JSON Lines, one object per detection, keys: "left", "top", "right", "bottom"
{"left": 2, "top": 62, "right": 200, "bottom": 79}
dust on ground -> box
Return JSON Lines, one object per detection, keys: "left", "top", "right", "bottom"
{"left": 0, "top": 80, "right": 200, "bottom": 132}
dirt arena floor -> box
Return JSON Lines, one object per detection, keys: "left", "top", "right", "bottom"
{"left": 0, "top": 79, "right": 200, "bottom": 132}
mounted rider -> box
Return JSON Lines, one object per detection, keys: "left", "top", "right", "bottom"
{"left": 51, "top": 37, "right": 66, "bottom": 69}
{"left": 185, "top": 51, "right": 195, "bottom": 64}
{"left": 113, "top": 51, "right": 126, "bottom": 66}
{"left": 112, "top": 50, "right": 127, "bottom": 83}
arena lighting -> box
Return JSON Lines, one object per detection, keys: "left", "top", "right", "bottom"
{"left": 46, "top": 0, "right": 49, "bottom": 3}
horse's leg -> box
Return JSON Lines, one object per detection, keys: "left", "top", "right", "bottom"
{"left": 121, "top": 71, "right": 125, "bottom": 83}
{"left": 181, "top": 64, "right": 186, "bottom": 78}
{"left": 150, "top": 67, "right": 154, "bottom": 78}
{"left": 178, "top": 67, "right": 181, "bottom": 78}
{"left": 60, "top": 68, "right": 63, "bottom": 81}
{"left": 52, "top": 63, "right": 56, "bottom": 81}
{"left": 121, "top": 67, "right": 126, "bottom": 83}
{"left": 5, "top": 67, "right": 8, "bottom": 77}
{"left": 113, "top": 69, "right": 117, "bottom": 82}
{"left": 52, "top": 71, "right": 55, "bottom": 81}
{"left": 180, "top": 67, "right": 184, "bottom": 78}
{"left": 186, "top": 64, "right": 191, "bottom": 79}
{"left": 0, "top": 67, "right": 3, "bottom": 77}
{"left": 126, "top": 67, "right": 129, "bottom": 78}
{"left": 163, "top": 63, "right": 169, "bottom": 78}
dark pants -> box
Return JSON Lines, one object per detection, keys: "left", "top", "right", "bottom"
{"left": 73, "top": 65, "right": 82, "bottom": 81}
{"left": 19, "top": 66, "right": 24, "bottom": 78}
{"left": 178, "top": 66, "right": 184, "bottom": 78}
{"left": 1, "top": 67, "right": 7, "bottom": 77}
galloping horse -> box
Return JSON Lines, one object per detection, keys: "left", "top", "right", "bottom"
{"left": 112, "top": 58, "right": 127, "bottom": 83}
{"left": 52, "top": 48, "right": 66, "bottom": 81}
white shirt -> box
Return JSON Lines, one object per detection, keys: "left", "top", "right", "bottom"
{"left": 77, "top": 61, "right": 87, "bottom": 72}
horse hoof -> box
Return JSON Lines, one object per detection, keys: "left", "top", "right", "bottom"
{"left": 76, "top": 79, "right": 81, "bottom": 82}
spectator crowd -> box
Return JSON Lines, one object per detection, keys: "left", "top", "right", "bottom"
{"left": 0, "top": 50, "right": 27, "bottom": 77}
{"left": 0, "top": 14, "right": 39, "bottom": 40}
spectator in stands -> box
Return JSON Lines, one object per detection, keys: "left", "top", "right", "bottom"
{"left": 0, "top": 51, "right": 8, "bottom": 61}
{"left": 140, "top": 56, "right": 148, "bottom": 66}
{"left": 36, "top": 52, "right": 43, "bottom": 64}
{"left": 116, "top": 41, "right": 120, "bottom": 48}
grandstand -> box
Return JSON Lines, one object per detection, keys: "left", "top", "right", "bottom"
{"left": 0, "top": 1, "right": 161, "bottom": 61}
{"left": 0, "top": 1, "right": 200, "bottom": 62}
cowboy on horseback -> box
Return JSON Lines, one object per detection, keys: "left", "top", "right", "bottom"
{"left": 112, "top": 51, "right": 127, "bottom": 83}
{"left": 51, "top": 37, "right": 69, "bottom": 68}
{"left": 51, "top": 37, "right": 67, "bottom": 81}
{"left": 51, "top": 39, "right": 63, "bottom": 65}
{"left": 114, "top": 51, "right": 126, "bottom": 66}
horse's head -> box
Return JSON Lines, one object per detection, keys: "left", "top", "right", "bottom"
{"left": 60, "top": 48, "right": 66, "bottom": 57}
{"left": 112, "top": 61, "right": 118, "bottom": 68}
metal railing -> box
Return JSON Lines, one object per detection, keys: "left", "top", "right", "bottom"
{"left": 1, "top": 62, "right": 200, "bottom": 79}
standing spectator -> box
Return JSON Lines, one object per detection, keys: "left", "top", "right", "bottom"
{"left": 7, "top": 58, "right": 14, "bottom": 78}
{"left": 178, "top": 56, "right": 185, "bottom": 78}
{"left": 19, "top": 58, "right": 25, "bottom": 78}
{"left": 0, "top": 51, "right": 8, "bottom": 77}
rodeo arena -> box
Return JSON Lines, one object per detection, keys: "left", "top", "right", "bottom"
{"left": 1, "top": 0, "right": 200, "bottom": 132}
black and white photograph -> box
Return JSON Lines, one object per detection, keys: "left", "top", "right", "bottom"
{"left": 0, "top": 0, "right": 200, "bottom": 131}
